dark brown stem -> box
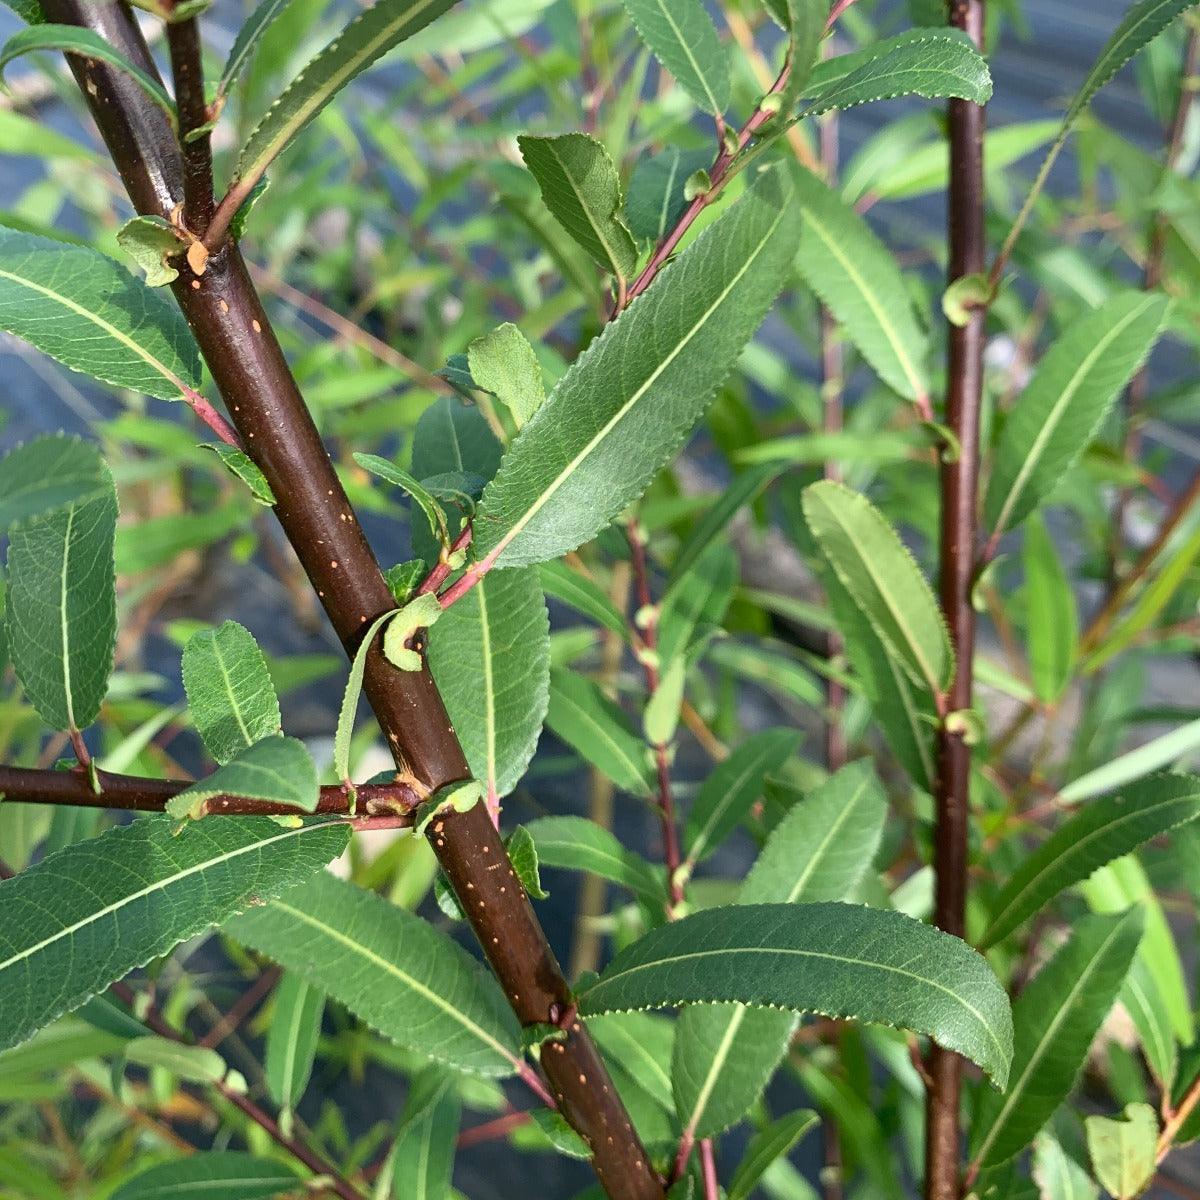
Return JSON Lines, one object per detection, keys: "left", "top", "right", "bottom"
{"left": 0, "top": 763, "right": 417, "bottom": 819}
{"left": 926, "top": 4, "right": 986, "bottom": 1200}
{"left": 164, "top": 10, "right": 214, "bottom": 233}
{"left": 43, "top": 4, "right": 659, "bottom": 1194}
{"left": 198, "top": 965, "right": 280, "bottom": 1049}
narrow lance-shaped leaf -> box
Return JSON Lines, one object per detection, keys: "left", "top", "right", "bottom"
{"left": 0, "top": 25, "right": 177, "bottom": 129}
{"left": 1121, "top": 956, "right": 1177, "bottom": 1090}
{"left": 166, "top": 736, "right": 320, "bottom": 820}
{"left": 475, "top": 167, "right": 801, "bottom": 569}
{"left": 523, "top": 815, "right": 665, "bottom": 906}
{"left": 1024, "top": 514, "right": 1078, "bottom": 703}
{"left": 227, "top": 871, "right": 522, "bottom": 1077}
{"left": 219, "top": 0, "right": 295, "bottom": 94}
{"left": 581, "top": 902, "right": 1013, "bottom": 1087}
{"left": 728, "top": 1110, "right": 820, "bottom": 1200}
{"left": 0, "top": 435, "right": 112, "bottom": 530}
{"left": 0, "top": 815, "right": 348, "bottom": 1052}
{"left": 791, "top": 163, "right": 929, "bottom": 407}
{"left": 265, "top": 973, "right": 323, "bottom": 1132}
{"left": 985, "top": 293, "right": 1168, "bottom": 538}
{"left": 428, "top": 566, "right": 550, "bottom": 800}
{"left": 1032, "top": 1134, "right": 1100, "bottom": 1200}
{"left": 970, "top": 909, "right": 1144, "bottom": 1169}
{"left": 517, "top": 133, "right": 638, "bottom": 285}
{"left": 674, "top": 762, "right": 888, "bottom": 1139}
{"left": 683, "top": 729, "right": 800, "bottom": 866}
{"left": 6, "top": 463, "right": 117, "bottom": 733}
{"left": 391, "top": 1067, "right": 461, "bottom": 1200}
{"left": 980, "top": 772, "right": 1200, "bottom": 949}
{"left": 182, "top": 621, "right": 282, "bottom": 765}
{"left": 0, "top": 229, "right": 201, "bottom": 400}
{"left": 232, "top": 0, "right": 460, "bottom": 202}
{"left": 803, "top": 28, "right": 992, "bottom": 116}
{"left": 537, "top": 561, "right": 628, "bottom": 637}
{"left": 620, "top": 0, "right": 730, "bottom": 116}
{"left": 803, "top": 480, "right": 953, "bottom": 697}
{"left": 111, "top": 1153, "right": 302, "bottom": 1200}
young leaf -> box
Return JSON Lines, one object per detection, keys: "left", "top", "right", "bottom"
{"left": 980, "top": 773, "right": 1200, "bottom": 948}
{"left": 619, "top": 0, "right": 730, "bottom": 116}
{"left": 474, "top": 168, "right": 801, "bottom": 569}
{"left": 0, "top": 25, "right": 177, "bottom": 129}
{"left": 803, "top": 480, "right": 953, "bottom": 696}
{"left": 791, "top": 164, "right": 929, "bottom": 406}
{"left": 182, "top": 621, "right": 282, "bottom": 765}
{"left": 165, "top": 736, "right": 320, "bottom": 820}
{"left": 199, "top": 445, "right": 276, "bottom": 506}
{"left": 971, "top": 910, "right": 1144, "bottom": 1168}
{"left": 545, "top": 669, "right": 654, "bottom": 797}
{"left": 727, "top": 1110, "right": 820, "bottom": 1200}
{"left": 581, "top": 903, "right": 1013, "bottom": 1086}
{"left": 232, "top": 0, "right": 459, "bottom": 201}
{"left": 657, "top": 540, "right": 736, "bottom": 668}
{"left": 674, "top": 763, "right": 888, "bottom": 1138}
{"left": 538, "top": 561, "right": 628, "bottom": 637}
{"left": 355, "top": 452, "right": 451, "bottom": 550}
{"left": 1023, "top": 514, "right": 1078, "bottom": 703}
{"left": 1032, "top": 1133, "right": 1100, "bottom": 1200}
{"left": 111, "top": 1153, "right": 302, "bottom": 1200}
{"left": 219, "top": 0, "right": 295, "bottom": 94}
{"left": 505, "top": 825, "right": 548, "bottom": 900}
{"left": 985, "top": 293, "right": 1168, "bottom": 538}
{"left": 803, "top": 28, "right": 992, "bottom": 116}
{"left": 523, "top": 815, "right": 664, "bottom": 906}
{"left": 468, "top": 323, "right": 546, "bottom": 430}
{"left": 626, "top": 146, "right": 713, "bottom": 242}
{"left": 391, "top": 1067, "right": 461, "bottom": 1199}
{"left": 116, "top": 216, "right": 184, "bottom": 288}
{"left": 0, "top": 816, "right": 348, "bottom": 1052}
{"left": 683, "top": 729, "right": 800, "bottom": 865}
{"left": 1086, "top": 1104, "right": 1159, "bottom": 1200}
{"left": 265, "top": 973, "right": 323, "bottom": 1126}
{"left": 6, "top": 468, "right": 117, "bottom": 732}
{"left": 428, "top": 566, "right": 549, "bottom": 799}
{"left": 517, "top": 133, "right": 638, "bottom": 284}
{"left": 0, "top": 229, "right": 202, "bottom": 400}
{"left": 123, "top": 1037, "right": 229, "bottom": 1085}
{"left": 0, "top": 435, "right": 111, "bottom": 537}
{"left": 227, "top": 871, "right": 523, "bottom": 1077}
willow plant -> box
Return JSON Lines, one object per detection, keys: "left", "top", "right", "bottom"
{"left": 0, "top": 0, "right": 1197, "bottom": 1198}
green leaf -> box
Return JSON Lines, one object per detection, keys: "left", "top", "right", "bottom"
{"left": 985, "top": 293, "right": 1168, "bottom": 538}
{"left": 392, "top": 1067, "right": 461, "bottom": 1198}
{"left": 643, "top": 656, "right": 686, "bottom": 746}
{"left": 166, "top": 736, "right": 319, "bottom": 820}
{"left": 182, "top": 621, "right": 282, "bottom": 764}
{"left": 265, "top": 973, "right": 323, "bottom": 1121}
{"left": 0, "top": 25, "right": 177, "bottom": 129}
{"left": 123, "top": 1037, "right": 228, "bottom": 1085}
{"left": 1023, "top": 514, "right": 1077, "bottom": 703}
{"left": 971, "top": 910, "right": 1144, "bottom": 1168}
{"left": 1121, "top": 956, "right": 1177, "bottom": 1089}
{"left": 625, "top": 147, "right": 713, "bottom": 242}
{"left": 538, "top": 561, "right": 628, "bottom": 637}
{"left": 523, "top": 815, "right": 664, "bottom": 906}
{"left": 674, "top": 763, "right": 887, "bottom": 1139}
{"left": 227, "top": 871, "right": 522, "bottom": 1076}
{"left": 1086, "top": 1104, "right": 1159, "bottom": 1200}
{"left": 333, "top": 607, "right": 396, "bottom": 786}
{"left": 219, "top": 0, "right": 295, "bottom": 93}
{"left": 1061, "top": 718, "right": 1200, "bottom": 804}
{"left": 581, "top": 902, "right": 1013, "bottom": 1087}
{"left": 468, "top": 324, "right": 546, "bottom": 430}
{"left": 771, "top": 0, "right": 824, "bottom": 121}
{"left": 586, "top": 1011, "right": 674, "bottom": 1111}
{"left": 428, "top": 567, "right": 549, "bottom": 800}
{"left": 803, "top": 29, "right": 992, "bottom": 116}
{"left": 619, "top": 0, "right": 730, "bottom": 115}
{"left": 505, "top": 826, "right": 548, "bottom": 900}
{"left": 381, "top": 592, "right": 443, "bottom": 671}
{"left": 791, "top": 164, "right": 929, "bottom": 406}
{"left": 658, "top": 540, "right": 736, "bottom": 669}
{"left": 980, "top": 773, "right": 1200, "bottom": 948}
{"left": 0, "top": 0, "right": 42, "bottom": 24}
{"left": 6, "top": 467, "right": 117, "bottom": 732}
{"left": 115, "top": 216, "right": 184, "bottom": 288}
{"left": 727, "top": 1110, "right": 820, "bottom": 1200}
{"left": 803, "top": 480, "right": 953, "bottom": 696}
{"left": 111, "top": 1152, "right": 302, "bottom": 1200}
{"left": 475, "top": 168, "right": 801, "bottom": 569}
{"left": 545, "top": 669, "right": 654, "bottom": 797}
{"left": 355, "top": 452, "right": 450, "bottom": 551}
{"left": 1032, "top": 1133, "right": 1099, "bottom": 1200}
{"left": 683, "top": 729, "right": 800, "bottom": 865}
{"left": 517, "top": 133, "right": 638, "bottom": 283}
{"left": 199, "top": 445, "right": 276, "bottom": 506}
{"left": 0, "top": 815, "right": 347, "bottom": 1052}
{"left": 531, "top": 1107, "right": 591, "bottom": 1158}
{"left": 0, "top": 434, "right": 111, "bottom": 535}
{"left": 0, "top": 229, "right": 201, "bottom": 400}
{"left": 232, "top": 0, "right": 459, "bottom": 200}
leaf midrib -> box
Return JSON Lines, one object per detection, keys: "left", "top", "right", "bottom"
{"left": 648, "top": 0, "right": 723, "bottom": 116}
